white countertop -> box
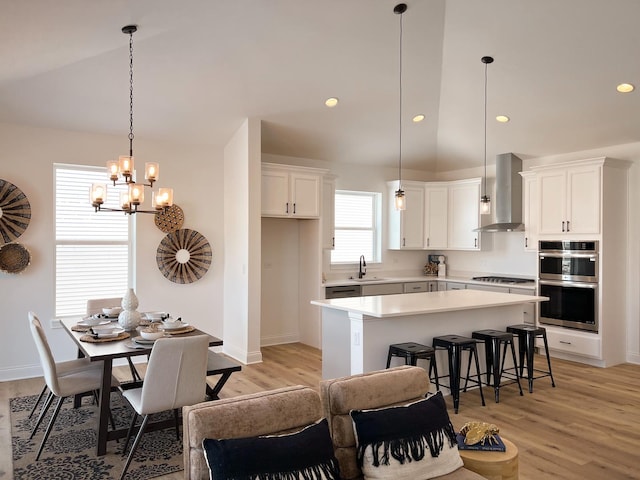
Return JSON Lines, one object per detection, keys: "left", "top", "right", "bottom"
{"left": 311, "top": 289, "right": 547, "bottom": 318}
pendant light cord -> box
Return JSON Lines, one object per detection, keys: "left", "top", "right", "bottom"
{"left": 483, "top": 59, "right": 488, "bottom": 198}
{"left": 398, "top": 8, "right": 403, "bottom": 186}
{"left": 128, "top": 29, "right": 135, "bottom": 157}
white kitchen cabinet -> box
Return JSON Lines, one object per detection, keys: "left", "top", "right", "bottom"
{"left": 262, "top": 163, "right": 324, "bottom": 218}
{"left": 424, "top": 184, "right": 448, "bottom": 249}
{"left": 536, "top": 162, "right": 601, "bottom": 235}
{"left": 447, "top": 179, "right": 481, "bottom": 250}
{"left": 446, "top": 282, "right": 466, "bottom": 291}
{"left": 322, "top": 175, "right": 336, "bottom": 249}
{"left": 520, "top": 171, "right": 538, "bottom": 251}
{"left": 538, "top": 326, "right": 601, "bottom": 359}
{"left": 387, "top": 181, "right": 425, "bottom": 249}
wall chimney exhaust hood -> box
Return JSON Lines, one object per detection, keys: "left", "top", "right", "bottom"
{"left": 474, "top": 153, "right": 524, "bottom": 232}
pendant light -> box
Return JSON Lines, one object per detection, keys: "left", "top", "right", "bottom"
{"left": 480, "top": 56, "right": 493, "bottom": 215}
{"left": 394, "top": 3, "right": 407, "bottom": 211}
{"left": 90, "top": 25, "right": 174, "bottom": 214}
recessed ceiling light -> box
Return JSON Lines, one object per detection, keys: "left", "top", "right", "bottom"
{"left": 616, "top": 83, "right": 634, "bottom": 93}
{"left": 325, "top": 97, "right": 339, "bottom": 107}
{"left": 412, "top": 114, "right": 425, "bottom": 123}
{"left": 496, "top": 115, "right": 510, "bottom": 123}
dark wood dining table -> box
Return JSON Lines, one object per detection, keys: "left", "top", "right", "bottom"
{"left": 60, "top": 318, "right": 223, "bottom": 456}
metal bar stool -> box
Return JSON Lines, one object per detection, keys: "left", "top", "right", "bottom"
{"left": 471, "top": 329, "right": 523, "bottom": 402}
{"left": 432, "top": 335, "right": 485, "bottom": 413}
{"left": 386, "top": 342, "right": 439, "bottom": 390}
{"left": 506, "top": 324, "right": 556, "bottom": 393}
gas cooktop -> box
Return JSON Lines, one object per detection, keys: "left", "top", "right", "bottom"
{"left": 471, "top": 276, "right": 535, "bottom": 285}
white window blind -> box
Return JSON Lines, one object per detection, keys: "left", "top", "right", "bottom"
{"left": 331, "top": 190, "right": 381, "bottom": 264}
{"left": 55, "top": 165, "right": 131, "bottom": 318}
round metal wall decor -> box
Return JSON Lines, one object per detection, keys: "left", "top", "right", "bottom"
{"left": 0, "top": 179, "right": 31, "bottom": 243}
{"left": 156, "top": 228, "right": 212, "bottom": 284}
{"left": 154, "top": 204, "right": 185, "bottom": 233}
{"left": 0, "top": 242, "right": 31, "bottom": 274}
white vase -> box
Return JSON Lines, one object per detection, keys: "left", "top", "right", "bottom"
{"left": 118, "top": 288, "right": 141, "bottom": 331}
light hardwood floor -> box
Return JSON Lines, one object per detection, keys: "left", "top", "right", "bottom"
{"left": 2, "top": 343, "right": 638, "bottom": 479}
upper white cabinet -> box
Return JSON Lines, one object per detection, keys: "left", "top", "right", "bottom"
{"left": 322, "top": 175, "right": 336, "bottom": 249}
{"left": 424, "top": 184, "right": 448, "bottom": 249}
{"left": 262, "top": 163, "right": 325, "bottom": 218}
{"left": 447, "top": 178, "right": 481, "bottom": 250}
{"left": 520, "top": 171, "right": 537, "bottom": 251}
{"left": 535, "top": 162, "right": 601, "bottom": 236}
{"left": 387, "top": 181, "right": 425, "bottom": 249}
{"left": 387, "top": 178, "right": 480, "bottom": 251}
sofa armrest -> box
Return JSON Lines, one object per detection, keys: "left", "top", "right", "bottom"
{"left": 183, "top": 385, "right": 322, "bottom": 480}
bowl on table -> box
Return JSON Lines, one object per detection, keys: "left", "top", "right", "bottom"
{"left": 140, "top": 328, "right": 164, "bottom": 340}
{"left": 82, "top": 314, "right": 108, "bottom": 326}
{"left": 102, "top": 307, "right": 122, "bottom": 317}
{"left": 161, "top": 317, "right": 186, "bottom": 330}
{"left": 144, "top": 312, "right": 169, "bottom": 322}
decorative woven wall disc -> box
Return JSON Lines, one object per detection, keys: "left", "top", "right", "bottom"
{"left": 154, "top": 204, "right": 184, "bottom": 233}
{"left": 156, "top": 228, "right": 212, "bottom": 284}
{"left": 0, "top": 179, "right": 31, "bottom": 243}
{"left": 0, "top": 242, "right": 31, "bottom": 274}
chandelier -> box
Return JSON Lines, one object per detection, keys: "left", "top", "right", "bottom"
{"left": 90, "top": 25, "right": 174, "bottom": 214}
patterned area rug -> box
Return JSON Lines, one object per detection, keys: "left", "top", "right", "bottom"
{"left": 11, "top": 392, "right": 183, "bottom": 479}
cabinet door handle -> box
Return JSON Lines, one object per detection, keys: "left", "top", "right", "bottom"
{"left": 293, "top": 203, "right": 296, "bottom": 214}
{"left": 402, "top": 238, "right": 406, "bottom": 247}
{"left": 427, "top": 238, "right": 430, "bottom": 247}
{"left": 566, "top": 220, "right": 570, "bottom": 232}
{"left": 562, "top": 221, "right": 565, "bottom": 232}
{"left": 332, "top": 237, "right": 335, "bottom": 247}
{"left": 559, "top": 340, "right": 572, "bottom": 345}
{"left": 474, "top": 238, "right": 478, "bottom": 248}
{"left": 286, "top": 202, "right": 289, "bottom": 214}
{"left": 525, "top": 237, "right": 528, "bottom": 248}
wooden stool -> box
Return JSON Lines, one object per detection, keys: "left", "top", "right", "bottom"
{"left": 432, "top": 335, "right": 485, "bottom": 413}
{"left": 506, "top": 324, "right": 556, "bottom": 393}
{"left": 458, "top": 437, "right": 519, "bottom": 480}
{"left": 386, "top": 342, "right": 439, "bottom": 390}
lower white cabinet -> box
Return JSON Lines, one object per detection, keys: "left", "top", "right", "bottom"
{"left": 446, "top": 282, "right": 466, "bottom": 291}
{"left": 539, "top": 326, "right": 601, "bottom": 359}
{"left": 403, "top": 282, "right": 429, "bottom": 293}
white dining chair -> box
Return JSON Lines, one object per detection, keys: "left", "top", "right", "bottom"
{"left": 28, "top": 311, "right": 119, "bottom": 460}
{"left": 86, "top": 297, "right": 143, "bottom": 382}
{"left": 119, "top": 335, "right": 209, "bottom": 480}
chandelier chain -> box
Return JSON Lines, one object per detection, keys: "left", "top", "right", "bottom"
{"left": 128, "top": 29, "right": 134, "bottom": 157}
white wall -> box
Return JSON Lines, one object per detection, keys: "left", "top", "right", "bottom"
{"left": 223, "top": 118, "right": 263, "bottom": 364}
{"left": 0, "top": 122, "right": 224, "bottom": 381}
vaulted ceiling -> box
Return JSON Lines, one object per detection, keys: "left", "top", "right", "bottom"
{"left": 2, "top": 0, "right": 639, "bottom": 172}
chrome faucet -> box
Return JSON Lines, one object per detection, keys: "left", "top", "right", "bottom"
{"left": 358, "top": 255, "right": 367, "bottom": 279}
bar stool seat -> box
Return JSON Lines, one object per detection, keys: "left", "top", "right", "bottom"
{"left": 471, "top": 329, "right": 523, "bottom": 402}
{"left": 506, "top": 324, "right": 556, "bottom": 393}
{"left": 386, "top": 342, "right": 439, "bottom": 390}
{"left": 432, "top": 335, "right": 485, "bottom": 413}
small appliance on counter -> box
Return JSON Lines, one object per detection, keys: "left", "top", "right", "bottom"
{"left": 437, "top": 255, "right": 446, "bottom": 277}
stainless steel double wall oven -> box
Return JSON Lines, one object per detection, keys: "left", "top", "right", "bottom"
{"left": 538, "top": 241, "right": 599, "bottom": 332}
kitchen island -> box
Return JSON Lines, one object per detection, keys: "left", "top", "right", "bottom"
{"left": 311, "top": 289, "right": 547, "bottom": 380}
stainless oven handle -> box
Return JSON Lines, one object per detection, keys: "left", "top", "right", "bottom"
{"left": 538, "top": 253, "right": 598, "bottom": 259}
{"left": 538, "top": 279, "right": 598, "bottom": 288}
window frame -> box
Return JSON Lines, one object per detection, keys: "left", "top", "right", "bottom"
{"left": 54, "top": 164, "right": 133, "bottom": 319}
{"left": 330, "top": 189, "right": 382, "bottom": 267}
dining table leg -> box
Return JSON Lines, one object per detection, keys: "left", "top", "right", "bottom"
{"left": 96, "top": 358, "right": 113, "bottom": 456}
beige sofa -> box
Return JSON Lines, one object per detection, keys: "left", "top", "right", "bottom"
{"left": 183, "top": 366, "right": 484, "bottom": 480}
